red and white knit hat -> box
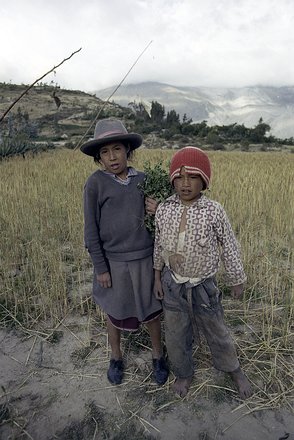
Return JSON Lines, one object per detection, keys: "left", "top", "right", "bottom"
{"left": 169, "top": 146, "right": 211, "bottom": 189}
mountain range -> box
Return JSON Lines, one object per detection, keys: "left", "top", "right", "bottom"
{"left": 95, "top": 82, "right": 294, "bottom": 139}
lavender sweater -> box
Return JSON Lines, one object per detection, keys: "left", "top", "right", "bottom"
{"left": 83, "top": 169, "right": 153, "bottom": 274}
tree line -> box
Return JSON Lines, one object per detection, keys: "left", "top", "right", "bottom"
{"left": 130, "top": 100, "right": 294, "bottom": 148}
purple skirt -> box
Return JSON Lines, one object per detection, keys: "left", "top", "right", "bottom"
{"left": 108, "top": 309, "right": 162, "bottom": 332}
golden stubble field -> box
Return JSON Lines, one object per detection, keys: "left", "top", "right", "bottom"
{"left": 0, "top": 148, "right": 293, "bottom": 440}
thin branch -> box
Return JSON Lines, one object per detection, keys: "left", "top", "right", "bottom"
{"left": 0, "top": 48, "right": 82, "bottom": 123}
{"left": 74, "top": 40, "right": 153, "bottom": 151}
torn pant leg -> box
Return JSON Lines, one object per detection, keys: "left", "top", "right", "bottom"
{"left": 192, "top": 279, "right": 239, "bottom": 372}
{"left": 163, "top": 306, "right": 194, "bottom": 378}
{"left": 161, "top": 267, "right": 194, "bottom": 378}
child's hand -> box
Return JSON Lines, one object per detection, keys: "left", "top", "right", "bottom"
{"left": 154, "top": 279, "right": 164, "bottom": 299}
{"left": 230, "top": 284, "right": 244, "bottom": 299}
{"left": 154, "top": 269, "right": 164, "bottom": 299}
{"left": 145, "top": 197, "right": 158, "bottom": 215}
{"left": 169, "top": 254, "right": 185, "bottom": 275}
{"left": 97, "top": 271, "right": 112, "bottom": 288}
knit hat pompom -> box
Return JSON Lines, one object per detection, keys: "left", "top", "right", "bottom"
{"left": 169, "top": 146, "right": 211, "bottom": 189}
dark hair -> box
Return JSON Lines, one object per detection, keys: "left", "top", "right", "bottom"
{"left": 93, "top": 141, "right": 134, "bottom": 165}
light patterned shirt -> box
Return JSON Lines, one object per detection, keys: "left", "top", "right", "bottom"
{"left": 153, "top": 194, "right": 246, "bottom": 286}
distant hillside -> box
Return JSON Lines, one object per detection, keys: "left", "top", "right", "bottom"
{"left": 95, "top": 82, "right": 294, "bottom": 139}
{"left": 1, "top": 82, "right": 293, "bottom": 158}
{"left": 0, "top": 83, "right": 134, "bottom": 143}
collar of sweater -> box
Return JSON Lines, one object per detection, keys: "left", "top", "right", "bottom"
{"left": 166, "top": 193, "right": 208, "bottom": 208}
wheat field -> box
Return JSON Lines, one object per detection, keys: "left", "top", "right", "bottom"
{"left": 0, "top": 148, "right": 293, "bottom": 408}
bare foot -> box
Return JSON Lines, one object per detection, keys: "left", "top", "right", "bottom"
{"left": 172, "top": 375, "right": 193, "bottom": 398}
{"left": 229, "top": 367, "right": 252, "bottom": 399}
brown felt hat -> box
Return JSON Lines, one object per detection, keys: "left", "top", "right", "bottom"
{"left": 80, "top": 119, "right": 142, "bottom": 157}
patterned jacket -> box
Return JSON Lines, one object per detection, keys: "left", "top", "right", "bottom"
{"left": 153, "top": 194, "right": 246, "bottom": 286}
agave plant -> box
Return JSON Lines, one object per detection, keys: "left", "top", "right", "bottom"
{"left": 0, "top": 135, "right": 31, "bottom": 160}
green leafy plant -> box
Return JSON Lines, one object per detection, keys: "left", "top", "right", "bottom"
{"left": 138, "top": 161, "right": 173, "bottom": 236}
{"left": 0, "top": 134, "right": 31, "bottom": 160}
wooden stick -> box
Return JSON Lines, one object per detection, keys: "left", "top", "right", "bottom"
{"left": 0, "top": 48, "right": 82, "bottom": 123}
{"left": 74, "top": 40, "right": 153, "bottom": 151}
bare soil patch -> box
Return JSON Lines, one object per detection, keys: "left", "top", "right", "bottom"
{"left": 1, "top": 314, "right": 293, "bottom": 440}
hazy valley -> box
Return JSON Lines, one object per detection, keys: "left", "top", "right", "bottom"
{"left": 96, "top": 82, "right": 294, "bottom": 139}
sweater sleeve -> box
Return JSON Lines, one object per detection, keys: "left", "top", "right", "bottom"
{"left": 215, "top": 205, "right": 247, "bottom": 286}
{"left": 83, "top": 179, "right": 108, "bottom": 274}
{"left": 153, "top": 205, "right": 165, "bottom": 271}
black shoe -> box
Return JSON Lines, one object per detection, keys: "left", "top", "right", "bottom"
{"left": 107, "top": 359, "right": 124, "bottom": 385}
{"left": 152, "top": 356, "right": 169, "bottom": 385}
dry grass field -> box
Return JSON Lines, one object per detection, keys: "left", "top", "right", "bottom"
{"left": 0, "top": 148, "right": 293, "bottom": 439}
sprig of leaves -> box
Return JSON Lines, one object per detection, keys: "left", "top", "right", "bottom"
{"left": 138, "top": 161, "right": 173, "bottom": 236}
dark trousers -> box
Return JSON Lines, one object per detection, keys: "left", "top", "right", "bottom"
{"left": 161, "top": 268, "right": 239, "bottom": 379}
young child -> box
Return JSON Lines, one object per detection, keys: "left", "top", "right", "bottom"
{"left": 81, "top": 118, "right": 169, "bottom": 386}
{"left": 153, "top": 146, "right": 252, "bottom": 399}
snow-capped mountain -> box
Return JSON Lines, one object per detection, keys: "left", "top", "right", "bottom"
{"left": 95, "top": 82, "right": 294, "bottom": 139}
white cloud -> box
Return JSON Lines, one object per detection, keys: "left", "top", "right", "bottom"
{"left": 0, "top": 0, "right": 293, "bottom": 92}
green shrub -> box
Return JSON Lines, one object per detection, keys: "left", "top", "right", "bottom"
{"left": 0, "top": 135, "right": 55, "bottom": 160}
{"left": 138, "top": 161, "right": 173, "bottom": 236}
{"left": 0, "top": 134, "right": 32, "bottom": 160}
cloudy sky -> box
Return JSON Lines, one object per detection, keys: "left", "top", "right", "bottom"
{"left": 1, "top": 0, "right": 293, "bottom": 93}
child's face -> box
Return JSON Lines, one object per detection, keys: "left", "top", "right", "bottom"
{"left": 99, "top": 142, "right": 129, "bottom": 179}
{"left": 173, "top": 167, "right": 203, "bottom": 205}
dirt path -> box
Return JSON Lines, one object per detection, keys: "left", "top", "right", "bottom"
{"left": 1, "top": 316, "right": 293, "bottom": 440}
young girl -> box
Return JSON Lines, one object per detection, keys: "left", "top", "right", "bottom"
{"left": 153, "top": 146, "right": 252, "bottom": 399}
{"left": 80, "top": 118, "right": 169, "bottom": 386}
